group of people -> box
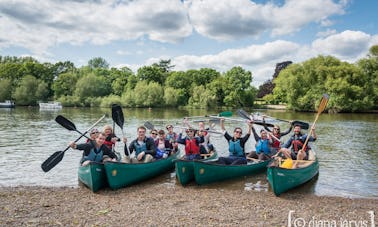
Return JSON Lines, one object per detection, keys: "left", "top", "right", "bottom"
{"left": 68, "top": 115, "right": 317, "bottom": 168}
{"left": 216, "top": 117, "right": 317, "bottom": 167}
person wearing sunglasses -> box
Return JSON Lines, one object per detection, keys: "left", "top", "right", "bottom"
{"left": 217, "top": 118, "right": 252, "bottom": 165}
{"left": 262, "top": 117, "right": 293, "bottom": 155}
{"left": 149, "top": 129, "right": 159, "bottom": 142}
{"left": 176, "top": 122, "right": 204, "bottom": 160}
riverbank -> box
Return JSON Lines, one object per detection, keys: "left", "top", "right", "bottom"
{"left": 1, "top": 184, "right": 376, "bottom": 226}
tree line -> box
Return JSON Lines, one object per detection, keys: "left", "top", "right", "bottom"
{"left": 0, "top": 45, "right": 377, "bottom": 112}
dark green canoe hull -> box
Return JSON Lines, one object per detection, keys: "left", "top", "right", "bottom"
{"left": 267, "top": 159, "right": 319, "bottom": 196}
{"left": 78, "top": 162, "right": 108, "bottom": 192}
{"left": 175, "top": 152, "right": 218, "bottom": 186}
{"left": 104, "top": 152, "right": 180, "bottom": 189}
{"left": 193, "top": 159, "right": 270, "bottom": 185}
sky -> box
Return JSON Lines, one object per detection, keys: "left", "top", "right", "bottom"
{"left": 1, "top": 0, "right": 377, "bottom": 86}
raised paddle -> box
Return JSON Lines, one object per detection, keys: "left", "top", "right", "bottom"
{"left": 55, "top": 115, "right": 91, "bottom": 140}
{"left": 237, "top": 109, "right": 275, "bottom": 127}
{"left": 41, "top": 114, "right": 106, "bottom": 172}
{"left": 260, "top": 115, "right": 310, "bottom": 130}
{"left": 111, "top": 104, "right": 129, "bottom": 156}
{"left": 185, "top": 111, "right": 233, "bottom": 119}
{"left": 294, "top": 94, "right": 329, "bottom": 167}
{"left": 144, "top": 121, "right": 155, "bottom": 130}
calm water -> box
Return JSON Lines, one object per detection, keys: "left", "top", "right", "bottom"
{"left": 0, "top": 107, "right": 377, "bottom": 198}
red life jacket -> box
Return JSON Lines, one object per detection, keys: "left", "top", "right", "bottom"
{"left": 272, "top": 133, "right": 281, "bottom": 148}
{"left": 292, "top": 139, "right": 304, "bottom": 152}
{"left": 185, "top": 138, "right": 200, "bottom": 155}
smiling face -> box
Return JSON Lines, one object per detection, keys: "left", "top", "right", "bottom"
{"left": 233, "top": 128, "right": 242, "bottom": 139}
{"left": 294, "top": 125, "right": 301, "bottom": 134}
{"left": 137, "top": 126, "right": 146, "bottom": 140}
{"left": 95, "top": 133, "right": 106, "bottom": 146}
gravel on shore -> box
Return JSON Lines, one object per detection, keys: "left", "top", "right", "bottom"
{"left": 1, "top": 183, "right": 377, "bottom": 226}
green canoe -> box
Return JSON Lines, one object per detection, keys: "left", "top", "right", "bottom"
{"left": 193, "top": 158, "right": 270, "bottom": 185}
{"left": 104, "top": 152, "right": 181, "bottom": 190}
{"left": 78, "top": 162, "right": 108, "bottom": 192}
{"left": 267, "top": 151, "right": 319, "bottom": 196}
{"left": 175, "top": 152, "right": 218, "bottom": 186}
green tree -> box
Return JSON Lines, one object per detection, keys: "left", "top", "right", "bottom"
{"left": 14, "top": 75, "right": 42, "bottom": 106}
{"left": 0, "top": 79, "right": 12, "bottom": 101}
{"left": 137, "top": 65, "right": 165, "bottom": 85}
{"left": 74, "top": 74, "right": 110, "bottom": 105}
{"left": 188, "top": 85, "right": 216, "bottom": 108}
{"left": 88, "top": 57, "right": 109, "bottom": 69}
{"left": 52, "top": 72, "right": 79, "bottom": 98}
{"left": 164, "top": 87, "right": 186, "bottom": 107}
{"left": 223, "top": 66, "right": 254, "bottom": 107}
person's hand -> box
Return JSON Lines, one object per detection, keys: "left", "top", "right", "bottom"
{"left": 69, "top": 141, "right": 76, "bottom": 149}
{"left": 137, "top": 151, "right": 145, "bottom": 161}
{"left": 122, "top": 137, "right": 127, "bottom": 143}
{"left": 111, "top": 137, "right": 118, "bottom": 143}
{"left": 247, "top": 120, "right": 253, "bottom": 126}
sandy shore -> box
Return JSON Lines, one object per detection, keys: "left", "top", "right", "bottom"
{"left": 1, "top": 183, "right": 376, "bottom": 227}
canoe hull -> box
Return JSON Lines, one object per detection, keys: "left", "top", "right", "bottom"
{"left": 193, "top": 159, "right": 270, "bottom": 185}
{"left": 78, "top": 162, "right": 108, "bottom": 192}
{"left": 267, "top": 159, "right": 319, "bottom": 196}
{"left": 175, "top": 152, "right": 218, "bottom": 186}
{"left": 104, "top": 152, "right": 180, "bottom": 189}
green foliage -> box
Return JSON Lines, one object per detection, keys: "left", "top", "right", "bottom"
{"left": 188, "top": 85, "right": 216, "bottom": 109}
{"left": 88, "top": 57, "right": 109, "bottom": 69}
{"left": 13, "top": 75, "right": 48, "bottom": 105}
{"left": 137, "top": 65, "right": 165, "bottom": 85}
{"left": 223, "top": 66, "right": 254, "bottom": 107}
{"left": 100, "top": 95, "right": 123, "bottom": 108}
{"left": 52, "top": 72, "right": 78, "bottom": 98}
{"left": 132, "top": 81, "right": 164, "bottom": 107}
{"left": 0, "top": 79, "right": 12, "bottom": 101}
{"left": 164, "top": 87, "right": 186, "bottom": 107}
{"left": 74, "top": 74, "right": 111, "bottom": 104}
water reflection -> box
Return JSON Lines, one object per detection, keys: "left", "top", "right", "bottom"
{"left": 0, "top": 107, "right": 377, "bottom": 198}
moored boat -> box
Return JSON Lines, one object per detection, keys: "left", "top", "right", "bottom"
{"left": 78, "top": 162, "right": 108, "bottom": 192}
{"left": 175, "top": 152, "right": 218, "bottom": 186}
{"left": 0, "top": 100, "right": 15, "bottom": 108}
{"left": 193, "top": 158, "right": 270, "bottom": 185}
{"left": 267, "top": 150, "right": 319, "bottom": 196}
{"left": 104, "top": 152, "right": 181, "bottom": 190}
{"left": 39, "top": 101, "right": 62, "bottom": 110}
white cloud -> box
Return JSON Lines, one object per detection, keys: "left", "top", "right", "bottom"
{"left": 312, "top": 30, "right": 372, "bottom": 60}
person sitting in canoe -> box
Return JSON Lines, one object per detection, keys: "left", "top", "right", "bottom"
{"left": 280, "top": 124, "right": 317, "bottom": 162}
{"left": 217, "top": 118, "right": 252, "bottom": 165}
{"left": 197, "top": 121, "right": 215, "bottom": 155}
{"left": 262, "top": 120, "right": 292, "bottom": 155}
{"left": 247, "top": 126, "right": 273, "bottom": 161}
{"left": 69, "top": 132, "right": 117, "bottom": 166}
{"left": 165, "top": 124, "right": 178, "bottom": 142}
{"left": 102, "top": 125, "right": 121, "bottom": 150}
{"left": 123, "top": 126, "right": 156, "bottom": 163}
{"left": 176, "top": 126, "right": 204, "bottom": 160}
{"left": 86, "top": 128, "right": 99, "bottom": 143}
{"left": 154, "top": 130, "right": 177, "bottom": 159}
{"left": 149, "top": 129, "right": 159, "bottom": 142}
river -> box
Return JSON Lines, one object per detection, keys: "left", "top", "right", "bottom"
{"left": 0, "top": 107, "right": 377, "bottom": 198}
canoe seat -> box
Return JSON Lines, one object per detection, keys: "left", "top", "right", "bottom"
{"left": 296, "top": 160, "right": 315, "bottom": 168}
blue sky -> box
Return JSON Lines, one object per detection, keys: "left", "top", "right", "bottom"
{"left": 1, "top": 0, "right": 377, "bottom": 85}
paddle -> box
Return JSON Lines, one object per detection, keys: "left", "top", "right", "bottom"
{"left": 111, "top": 104, "right": 129, "bottom": 156}
{"left": 41, "top": 114, "right": 106, "bottom": 172}
{"left": 185, "top": 111, "right": 232, "bottom": 119}
{"left": 294, "top": 94, "right": 329, "bottom": 167}
{"left": 144, "top": 121, "right": 155, "bottom": 130}
{"left": 262, "top": 115, "right": 309, "bottom": 130}
{"left": 237, "top": 109, "right": 275, "bottom": 127}
{"left": 55, "top": 115, "right": 91, "bottom": 140}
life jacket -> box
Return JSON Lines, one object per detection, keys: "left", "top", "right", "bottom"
{"left": 256, "top": 139, "right": 271, "bottom": 155}
{"left": 272, "top": 133, "right": 281, "bottom": 148}
{"left": 166, "top": 132, "right": 177, "bottom": 142}
{"left": 103, "top": 134, "right": 116, "bottom": 149}
{"left": 185, "top": 138, "right": 200, "bottom": 155}
{"left": 133, "top": 140, "right": 147, "bottom": 156}
{"left": 229, "top": 139, "right": 244, "bottom": 157}
{"left": 291, "top": 135, "right": 308, "bottom": 152}
{"left": 82, "top": 147, "right": 103, "bottom": 163}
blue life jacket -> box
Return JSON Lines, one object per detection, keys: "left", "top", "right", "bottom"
{"left": 133, "top": 141, "right": 147, "bottom": 156}
{"left": 229, "top": 140, "right": 244, "bottom": 157}
{"left": 256, "top": 139, "right": 270, "bottom": 155}
{"left": 82, "top": 147, "right": 103, "bottom": 163}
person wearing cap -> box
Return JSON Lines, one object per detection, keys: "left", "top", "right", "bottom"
{"left": 247, "top": 124, "right": 273, "bottom": 161}
{"left": 176, "top": 120, "right": 204, "bottom": 160}
{"left": 86, "top": 128, "right": 99, "bottom": 143}
{"left": 217, "top": 118, "right": 252, "bottom": 165}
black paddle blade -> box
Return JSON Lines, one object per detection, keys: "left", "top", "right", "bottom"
{"left": 291, "top": 120, "right": 309, "bottom": 130}
{"left": 41, "top": 150, "right": 65, "bottom": 172}
{"left": 237, "top": 109, "right": 251, "bottom": 120}
{"left": 55, "top": 115, "right": 76, "bottom": 131}
{"left": 112, "top": 104, "right": 124, "bottom": 129}
{"left": 144, "top": 121, "right": 155, "bottom": 130}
